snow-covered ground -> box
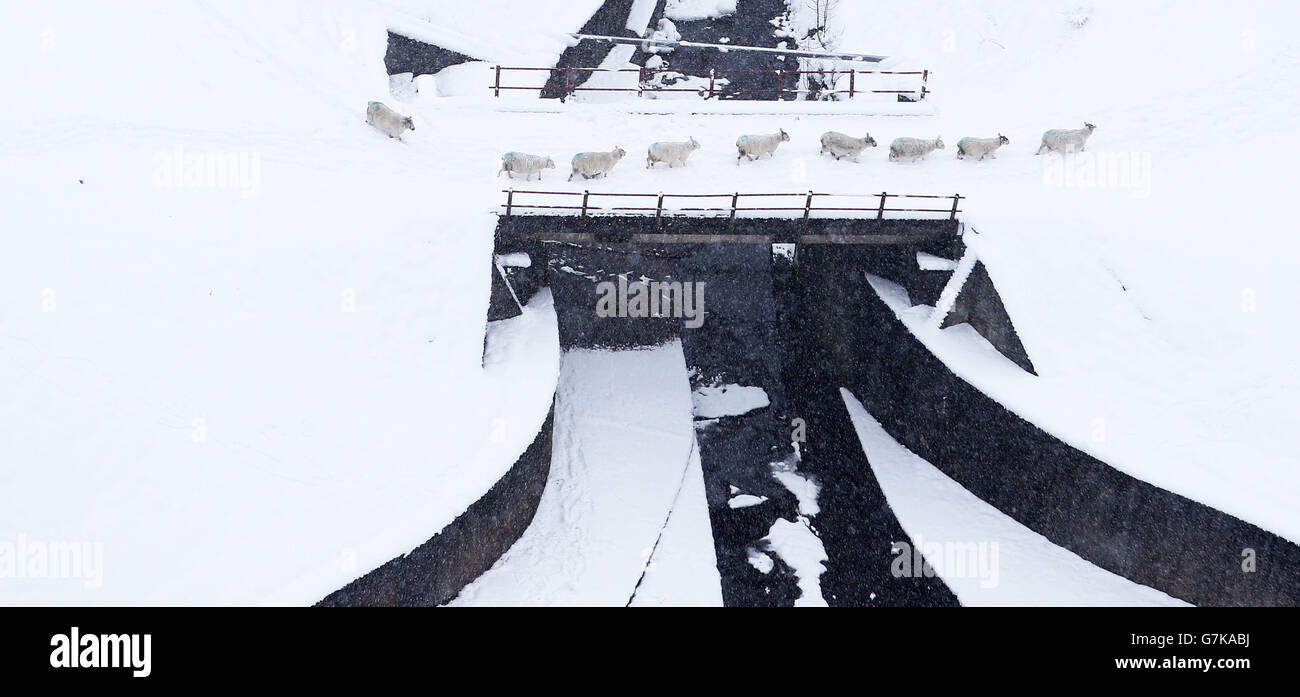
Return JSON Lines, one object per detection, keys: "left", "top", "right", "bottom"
{"left": 3, "top": 0, "right": 1297, "bottom": 604}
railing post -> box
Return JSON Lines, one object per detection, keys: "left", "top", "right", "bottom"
{"left": 582, "top": 190, "right": 590, "bottom": 220}
{"left": 729, "top": 192, "right": 739, "bottom": 227}
{"left": 877, "top": 191, "right": 888, "bottom": 220}
{"left": 565, "top": 67, "right": 574, "bottom": 102}
{"left": 505, "top": 188, "right": 514, "bottom": 217}
{"left": 493, "top": 65, "right": 502, "bottom": 98}
{"left": 922, "top": 69, "right": 930, "bottom": 100}
{"left": 776, "top": 69, "right": 784, "bottom": 100}
{"left": 848, "top": 69, "right": 855, "bottom": 99}
{"left": 803, "top": 190, "right": 814, "bottom": 224}
{"left": 638, "top": 66, "right": 646, "bottom": 98}
{"left": 708, "top": 69, "right": 716, "bottom": 99}
{"left": 949, "top": 194, "right": 961, "bottom": 220}
{"left": 656, "top": 192, "right": 664, "bottom": 228}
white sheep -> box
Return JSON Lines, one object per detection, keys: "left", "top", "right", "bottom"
{"left": 1036, "top": 123, "right": 1096, "bottom": 154}
{"left": 956, "top": 134, "right": 1010, "bottom": 160}
{"left": 819, "top": 131, "right": 877, "bottom": 161}
{"left": 569, "top": 147, "right": 626, "bottom": 181}
{"left": 889, "top": 136, "right": 944, "bottom": 162}
{"left": 646, "top": 138, "right": 700, "bottom": 168}
{"left": 499, "top": 152, "right": 556, "bottom": 181}
{"left": 366, "top": 101, "right": 414, "bottom": 140}
{"left": 736, "top": 129, "right": 790, "bottom": 165}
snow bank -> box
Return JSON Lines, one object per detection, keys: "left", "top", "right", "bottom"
{"left": 0, "top": 0, "right": 560, "bottom": 605}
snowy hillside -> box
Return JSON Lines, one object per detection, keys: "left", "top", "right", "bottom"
{"left": 2, "top": 0, "right": 1298, "bottom": 605}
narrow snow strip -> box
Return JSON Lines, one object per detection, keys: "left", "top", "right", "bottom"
{"left": 450, "top": 341, "right": 721, "bottom": 606}
{"left": 840, "top": 388, "right": 1189, "bottom": 607}
{"left": 928, "top": 244, "right": 978, "bottom": 327}
{"left": 665, "top": 0, "right": 737, "bottom": 22}
{"left": 626, "top": 0, "right": 658, "bottom": 34}
{"left": 916, "top": 251, "right": 958, "bottom": 271}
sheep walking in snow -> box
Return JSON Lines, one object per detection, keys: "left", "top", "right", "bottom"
{"left": 569, "top": 147, "right": 626, "bottom": 181}
{"left": 889, "top": 136, "right": 945, "bottom": 162}
{"left": 1036, "top": 123, "right": 1096, "bottom": 154}
{"left": 499, "top": 152, "right": 556, "bottom": 181}
{"left": 956, "top": 134, "right": 1010, "bottom": 160}
{"left": 736, "top": 129, "right": 790, "bottom": 165}
{"left": 646, "top": 138, "right": 700, "bottom": 168}
{"left": 819, "top": 131, "right": 877, "bottom": 161}
{"left": 366, "top": 101, "right": 414, "bottom": 140}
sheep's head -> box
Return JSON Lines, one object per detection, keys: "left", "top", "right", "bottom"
{"left": 935, "top": 136, "right": 945, "bottom": 149}
{"left": 613, "top": 147, "right": 626, "bottom": 159}
{"left": 689, "top": 137, "right": 700, "bottom": 150}
{"left": 1084, "top": 122, "right": 1096, "bottom": 132}
{"left": 998, "top": 134, "right": 1010, "bottom": 145}
{"left": 404, "top": 117, "right": 415, "bottom": 131}
{"left": 865, "top": 134, "right": 877, "bottom": 147}
{"left": 779, "top": 129, "right": 790, "bottom": 142}
{"left": 544, "top": 157, "right": 556, "bottom": 169}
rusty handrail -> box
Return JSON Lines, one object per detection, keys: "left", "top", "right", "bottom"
{"left": 489, "top": 65, "right": 930, "bottom": 100}
{"left": 499, "top": 190, "right": 962, "bottom": 221}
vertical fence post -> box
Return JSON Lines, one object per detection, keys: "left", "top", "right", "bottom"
{"left": 565, "top": 67, "right": 574, "bottom": 101}
{"left": 803, "top": 190, "right": 814, "bottom": 224}
{"left": 493, "top": 65, "right": 502, "bottom": 97}
{"left": 949, "top": 194, "right": 961, "bottom": 220}
{"left": 505, "top": 188, "right": 514, "bottom": 217}
{"left": 729, "top": 192, "right": 739, "bottom": 227}
{"left": 638, "top": 66, "right": 646, "bottom": 98}
{"left": 877, "top": 191, "right": 888, "bottom": 220}
{"left": 776, "top": 69, "right": 784, "bottom": 100}
{"left": 848, "top": 69, "right": 855, "bottom": 99}
{"left": 581, "top": 190, "right": 590, "bottom": 220}
{"left": 655, "top": 193, "right": 664, "bottom": 228}
{"left": 708, "top": 69, "right": 716, "bottom": 99}
{"left": 922, "top": 69, "right": 930, "bottom": 100}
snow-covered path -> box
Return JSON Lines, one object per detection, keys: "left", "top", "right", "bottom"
{"left": 451, "top": 342, "right": 722, "bottom": 606}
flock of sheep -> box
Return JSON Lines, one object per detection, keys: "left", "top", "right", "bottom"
{"left": 366, "top": 100, "right": 1097, "bottom": 183}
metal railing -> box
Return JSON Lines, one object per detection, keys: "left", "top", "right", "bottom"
{"left": 490, "top": 65, "right": 929, "bottom": 101}
{"left": 500, "top": 189, "right": 963, "bottom": 224}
